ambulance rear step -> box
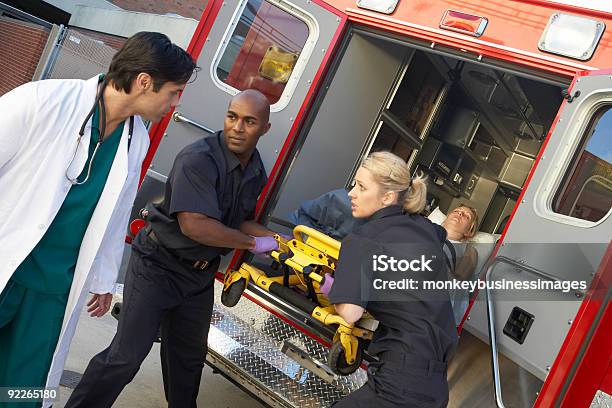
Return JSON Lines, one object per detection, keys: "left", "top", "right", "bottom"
{"left": 206, "top": 280, "right": 367, "bottom": 407}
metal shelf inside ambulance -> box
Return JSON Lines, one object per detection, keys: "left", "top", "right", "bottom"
{"left": 405, "top": 53, "right": 563, "bottom": 197}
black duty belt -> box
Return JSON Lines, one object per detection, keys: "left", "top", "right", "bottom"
{"left": 146, "top": 229, "right": 213, "bottom": 271}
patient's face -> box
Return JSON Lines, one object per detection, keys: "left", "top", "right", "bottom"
{"left": 443, "top": 206, "right": 475, "bottom": 239}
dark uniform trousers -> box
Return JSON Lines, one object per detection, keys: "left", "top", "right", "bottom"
{"left": 65, "top": 230, "right": 220, "bottom": 408}
{"left": 332, "top": 351, "right": 449, "bottom": 408}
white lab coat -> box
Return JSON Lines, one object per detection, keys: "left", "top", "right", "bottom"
{"left": 0, "top": 76, "right": 149, "bottom": 406}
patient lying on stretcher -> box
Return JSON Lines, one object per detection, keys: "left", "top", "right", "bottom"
{"left": 290, "top": 190, "right": 478, "bottom": 274}
{"left": 289, "top": 190, "right": 491, "bottom": 324}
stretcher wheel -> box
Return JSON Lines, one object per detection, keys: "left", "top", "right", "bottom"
{"left": 221, "top": 277, "right": 247, "bottom": 307}
{"left": 328, "top": 338, "right": 364, "bottom": 375}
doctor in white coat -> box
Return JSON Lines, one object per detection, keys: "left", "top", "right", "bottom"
{"left": 0, "top": 32, "right": 196, "bottom": 407}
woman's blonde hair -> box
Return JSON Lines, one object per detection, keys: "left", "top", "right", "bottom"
{"left": 360, "top": 151, "right": 427, "bottom": 214}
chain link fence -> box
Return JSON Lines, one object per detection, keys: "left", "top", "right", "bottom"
{"left": 42, "top": 27, "right": 119, "bottom": 80}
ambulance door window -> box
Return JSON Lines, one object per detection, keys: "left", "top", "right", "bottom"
{"left": 214, "top": 0, "right": 311, "bottom": 107}
{"left": 552, "top": 105, "right": 612, "bottom": 222}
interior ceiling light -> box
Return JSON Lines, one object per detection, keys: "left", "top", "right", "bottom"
{"left": 538, "top": 13, "right": 605, "bottom": 61}
{"left": 356, "top": 0, "right": 399, "bottom": 14}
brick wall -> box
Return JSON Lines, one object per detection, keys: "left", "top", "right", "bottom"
{"left": 110, "top": 0, "right": 208, "bottom": 20}
{"left": 0, "top": 16, "right": 50, "bottom": 96}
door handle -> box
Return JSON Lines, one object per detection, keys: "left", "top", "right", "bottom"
{"left": 172, "top": 111, "right": 215, "bottom": 134}
{"left": 484, "top": 256, "right": 584, "bottom": 408}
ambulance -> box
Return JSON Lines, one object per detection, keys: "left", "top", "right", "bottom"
{"left": 127, "top": 0, "right": 612, "bottom": 406}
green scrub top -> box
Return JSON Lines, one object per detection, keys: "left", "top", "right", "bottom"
{"left": 11, "top": 100, "right": 124, "bottom": 295}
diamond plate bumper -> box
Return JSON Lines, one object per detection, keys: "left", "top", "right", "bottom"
{"left": 207, "top": 279, "right": 367, "bottom": 407}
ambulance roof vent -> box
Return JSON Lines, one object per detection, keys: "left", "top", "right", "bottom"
{"left": 538, "top": 13, "right": 605, "bottom": 61}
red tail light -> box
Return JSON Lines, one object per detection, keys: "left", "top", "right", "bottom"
{"left": 440, "top": 10, "right": 488, "bottom": 37}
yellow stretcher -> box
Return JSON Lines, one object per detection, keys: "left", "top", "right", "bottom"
{"left": 221, "top": 225, "right": 376, "bottom": 375}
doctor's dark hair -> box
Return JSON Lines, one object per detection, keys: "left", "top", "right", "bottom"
{"left": 361, "top": 151, "right": 427, "bottom": 214}
{"left": 106, "top": 32, "right": 197, "bottom": 93}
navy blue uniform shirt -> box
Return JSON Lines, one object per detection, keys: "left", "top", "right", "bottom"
{"left": 328, "top": 205, "right": 458, "bottom": 363}
{"left": 146, "top": 131, "right": 267, "bottom": 261}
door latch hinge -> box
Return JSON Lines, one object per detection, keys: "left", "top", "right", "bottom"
{"left": 562, "top": 89, "right": 581, "bottom": 103}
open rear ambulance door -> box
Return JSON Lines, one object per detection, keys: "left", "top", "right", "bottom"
{"left": 142, "top": 0, "right": 345, "bottom": 219}
{"left": 134, "top": 1, "right": 369, "bottom": 407}
{"left": 465, "top": 69, "right": 611, "bottom": 408}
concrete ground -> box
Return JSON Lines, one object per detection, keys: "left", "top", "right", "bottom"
{"left": 57, "top": 299, "right": 264, "bottom": 408}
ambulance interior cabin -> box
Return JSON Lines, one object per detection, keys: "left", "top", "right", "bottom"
{"left": 268, "top": 31, "right": 565, "bottom": 238}
{"left": 260, "top": 28, "right": 567, "bottom": 405}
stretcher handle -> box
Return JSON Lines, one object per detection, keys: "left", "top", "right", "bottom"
{"left": 293, "top": 225, "right": 341, "bottom": 252}
{"left": 268, "top": 216, "right": 296, "bottom": 230}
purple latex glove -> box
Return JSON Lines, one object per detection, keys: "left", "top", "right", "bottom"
{"left": 319, "top": 273, "right": 334, "bottom": 296}
{"left": 250, "top": 236, "right": 279, "bottom": 254}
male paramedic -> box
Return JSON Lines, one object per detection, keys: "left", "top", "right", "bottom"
{"left": 66, "top": 89, "right": 280, "bottom": 408}
{"left": 0, "top": 31, "right": 196, "bottom": 406}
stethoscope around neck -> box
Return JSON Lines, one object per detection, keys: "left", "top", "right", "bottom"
{"left": 65, "top": 77, "right": 134, "bottom": 185}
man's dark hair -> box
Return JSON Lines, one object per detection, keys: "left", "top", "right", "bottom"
{"left": 106, "top": 32, "right": 197, "bottom": 93}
